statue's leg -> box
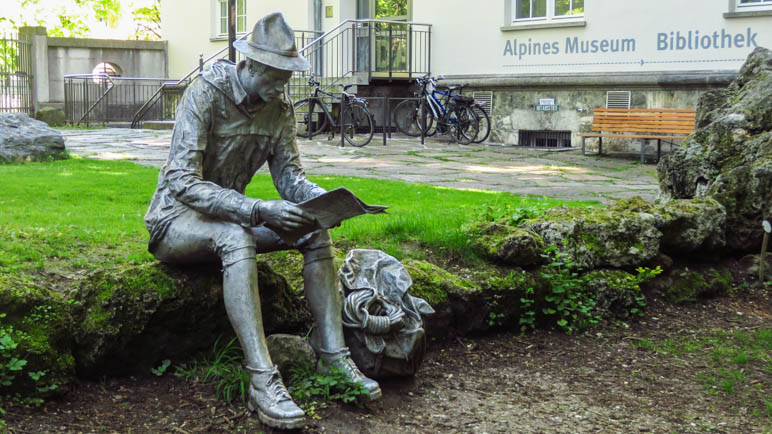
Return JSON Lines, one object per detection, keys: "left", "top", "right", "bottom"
{"left": 153, "top": 213, "right": 304, "bottom": 429}
{"left": 251, "top": 226, "right": 381, "bottom": 399}
{"left": 221, "top": 253, "right": 304, "bottom": 429}
{"left": 299, "top": 230, "right": 382, "bottom": 400}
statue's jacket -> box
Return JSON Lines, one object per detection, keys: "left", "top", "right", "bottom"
{"left": 144, "top": 60, "right": 325, "bottom": 252}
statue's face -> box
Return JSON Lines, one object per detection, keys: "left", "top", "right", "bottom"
{"left": 241, "top": 60, "right": 292, "bottom": 104}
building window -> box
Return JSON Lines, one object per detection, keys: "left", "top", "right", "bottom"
{"left": 513, "top": 0, "right": 583, "bottom": 22}
{"left": 738, "top": 0, "right": 772, "bottom": 5}
{"left": 375, "top": 0, "right": 409, "bottom": 20}
{"left": 91, "top": 62, "right": 122, "bottom": 85}
{"left": 217, "top": 0, "right": 246, "bottom": 36}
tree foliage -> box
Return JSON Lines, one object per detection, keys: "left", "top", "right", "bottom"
{"left": 6, "top": 0, "right": 157, "bottom": 39}
{"left": 375, "top": 0, "right": 408, "bottom": 18}
{"left": 131, "top": 0, "right": 161, "bottom": 41}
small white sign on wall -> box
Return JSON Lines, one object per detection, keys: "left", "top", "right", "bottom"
{"left": 539, "top": 98, "right": 555, "bottom": 105}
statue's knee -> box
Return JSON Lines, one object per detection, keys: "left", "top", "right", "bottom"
{"left": 300, "top": 229, "right": 333, "bottom": 265}
{"left": 215, "top": 225, "right": 257, "bottom": 267}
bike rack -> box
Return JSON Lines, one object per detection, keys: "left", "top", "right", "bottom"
{"left": 326, "top": 95, "right": 432, "bottom": 148}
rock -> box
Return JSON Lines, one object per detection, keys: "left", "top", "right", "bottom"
{"left": 658, "top": 47, "right": 772, "bottom": 252}
{"left": 0, "top": 112, "right": 68, "bottom": 163}
{"left": 582, "top": 270, "right": 645, "bottom": 320}
{"left": 650, "top": 252, "right": 674, "bottom": 271}
{"left": 611, "top": 197, "right": 726, "bottom": 256}
{"left": 0, "top": 274, "right": 75, "bottom": 399}
{"left": 72, "top": 261, "right": 308, "bottom": 376}
{"left": 655, "top": 199, "right": 726, "bottom": 255}
{"left": 480, "top": 269, "right": 547, "bottom": 330}
{"left": 664, "top": 266, "right": 733, "bottom": 303}
{"left": 522, "top": 206, "right": 661, "bottom": 270}
{"left": 266, "top": 334, "right": 316, "bottom": 380}
{"left": 35, "top": 107, "right": 66, "bottom": 127}
{"left": 464, "top": 222, "right": 544, "bottom": 267}
{"left": 402, "top": 259, "right": 486, "bottom": 336}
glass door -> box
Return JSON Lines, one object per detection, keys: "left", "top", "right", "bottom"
{"left": 362, "top": 0, "right": 411, "bottom": 78}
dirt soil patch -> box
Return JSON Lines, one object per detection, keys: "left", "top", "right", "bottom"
{"left": 4, "top": 288, "right": 770, "bottom": 433}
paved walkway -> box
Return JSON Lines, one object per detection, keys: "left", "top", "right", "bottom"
{"left": 60, "top": 128, "right": 660, "bottom": 204}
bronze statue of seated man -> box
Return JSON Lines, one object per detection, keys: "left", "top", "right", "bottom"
{"left": 144, "top": 12, "right": 380, "bottom": 430}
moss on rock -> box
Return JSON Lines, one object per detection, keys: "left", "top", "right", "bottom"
{"left": 480, "top": 269, "right": 548, "bottom": 329}
{"left": 73, "top": 261, "right": 307, "bottom": 376}
{"left": 522, "top": 205, "right": 661, "bottom": 270}
{"left": 403, "top": 259, "right": 487, "bottom": 336}
{"left": 666, "top": 266, "right": 733, "bottom": 304}
{"left": 403, "top": 259, "right": 479, "bottom": 307}
{"left": 611, "top": 197, "right": 727, "bottom": 256}
{"left": 0, "top": 274, "right": 75, "bottom": 399}
{"left": 582, "top": 270, "right": 645, "bottom": 320}
{"left": 464, "top": 222, "right": 544, "bottom": 267}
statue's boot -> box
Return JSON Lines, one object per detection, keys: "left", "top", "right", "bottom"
{"left": 303, "top": 243, "right": 382, "bottom": 400}
{"left": 315, "top": 346, "right": 382, "bottom": 400}
{"left": 246, "top": 365, "right": 305, "bottom": 429}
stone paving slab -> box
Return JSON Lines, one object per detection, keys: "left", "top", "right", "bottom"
{"left": 58, "top": 128, "right": 661, "bottom": 204}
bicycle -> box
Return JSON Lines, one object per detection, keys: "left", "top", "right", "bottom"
{"left": 464, "top": 94, "right": 491, "bottom": 144}
{"left": 392, "top": 74, "right": 479, "bottom": 145}
{"left": 293, "top": 75, "right": 375, "bottom": 147}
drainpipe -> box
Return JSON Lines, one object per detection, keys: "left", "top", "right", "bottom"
{"left": 314, "top": 0, "right": 322, "bottom": 32}
{"left": 314, "top": 0, "right": 322, "bottom": 76}
{"left": 228, "top": 0, "right": 236, "bottom": 62}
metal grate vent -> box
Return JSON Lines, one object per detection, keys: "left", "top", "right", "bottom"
{"left": 472, "top": 91, "right": 493, "bottom": 115}
{"left": 518, "top": 130, "right": 572, "bottom": 148}
{"left": 606, "top": 91, "right": 631, "bottom": 109}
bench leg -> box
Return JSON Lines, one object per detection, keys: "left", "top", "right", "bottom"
{"left": 582, "top": 137, "right": 586, "bottom": 156}
{"left": 598, "top": 137, "right": 602, "bottom": 156}
{"left": 657, "top": 139, "right": 662, "bottom": 163}
{"left": 640, "top": 139, "right": 646, "bottom": 164}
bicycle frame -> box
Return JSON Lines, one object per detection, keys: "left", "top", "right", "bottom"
{"left": 421, "top": 88, "right": 462, "bottom": 127}
{"left": 307, "top": 84, "right": 367, "bottom": 126}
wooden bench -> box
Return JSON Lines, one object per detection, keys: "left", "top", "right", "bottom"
{"left": 577, "top": 108, "right": 696, "bottom": 163}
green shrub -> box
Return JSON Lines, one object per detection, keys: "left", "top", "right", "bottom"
{"left": 536, "top": 246, "right": 599, "bottom": 333}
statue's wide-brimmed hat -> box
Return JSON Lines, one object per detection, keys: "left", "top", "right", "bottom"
{"left": 234, "top": 12, "right": 310, "bottom": 71}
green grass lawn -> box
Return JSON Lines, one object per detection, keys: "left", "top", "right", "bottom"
{"left": 0, "top": 158, "right": 597, "bottom": 275}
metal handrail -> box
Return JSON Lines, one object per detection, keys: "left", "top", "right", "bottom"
{"left": 130, "top": 80, "right": 186, "bottom": 128}
{"left": 77, "top": 73, "right": 115, "bottom": 124}
{"left": 64, "top": 74, "right": 175, "bottom": 81}
{"left": 131, "top": 19, "right": 431, "bottom": 128}
{"left": 299, "top": 19, "right": 432, "bottom": 52}
{"left": 130, "top": 32, "right": 254, "bottom": 128}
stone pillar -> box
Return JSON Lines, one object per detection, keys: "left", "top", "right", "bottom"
{"left": 19, "top": 26, "right": 49, "bottom": 112}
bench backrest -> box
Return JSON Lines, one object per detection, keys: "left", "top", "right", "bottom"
{"left": 591, "top": 108, "right": 696, "bottom": 135}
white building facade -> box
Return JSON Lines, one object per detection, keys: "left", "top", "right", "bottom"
{"left": 160, "top": 0, "right": 772, "bottom": 146}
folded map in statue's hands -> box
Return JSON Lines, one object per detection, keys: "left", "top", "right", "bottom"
{"left": 270, "top": 187, "right": 388, "bottom": 244}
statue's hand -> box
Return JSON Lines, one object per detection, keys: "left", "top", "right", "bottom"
{"left": 260, "top": 200, "right": 317, "bottom": 233}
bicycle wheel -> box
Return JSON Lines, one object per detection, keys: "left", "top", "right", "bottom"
{"left": 342, "top": 102, "right": 374, "bottom": 147}
{"left": 293, "top": 98, "right": 329, "bottom": 138}
{"left": 471, "top": 105, "right": 491, "bottom": 144}
{"left": 450, "top": 105, "right": 479, "bottom": 145}
{"left": 393, "top": 99, "right": 432, "bottom": 136}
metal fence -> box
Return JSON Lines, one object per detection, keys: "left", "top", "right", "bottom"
{"left": 65, "top": 74, "right": 178, "bottom": 125}
{"left": 129, "top": 29, "right": 324, "bottom": 128}
{"left": 0, "top": 33, "right": 34, "bottom": 116}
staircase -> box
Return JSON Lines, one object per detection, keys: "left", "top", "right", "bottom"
{"left": 131, "top": 20, "right": 431, "bottom": 129}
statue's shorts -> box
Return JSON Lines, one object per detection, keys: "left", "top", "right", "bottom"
{"left": 152, "top": 208, "right": 333, "bottom": 268}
